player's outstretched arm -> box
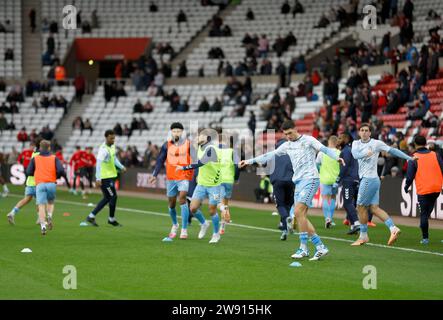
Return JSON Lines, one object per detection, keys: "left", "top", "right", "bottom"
{"left": 388, "top": 147, "right": 414, "bottom": 161}
{"left": 319, "top": 145, "right": 346, "bottom": 166}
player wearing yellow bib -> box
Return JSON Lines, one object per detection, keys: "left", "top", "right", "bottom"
{"left": 177, "top": 129, "right": 222, "bottom": 244}
{"left": 7, "top": 138, "right": 42, "bottom": 225}
{"left": 218, "top": 134, "right": 240, "bottom": 235}
{"left": 316, "top": 136, "right": 341, "bottom": 229}
{"left": 84, "top": 130, "right": 127, "bottom": 227}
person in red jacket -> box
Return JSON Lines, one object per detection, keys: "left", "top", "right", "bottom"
{"left": 83, "top": 147, "right": 97, "bottom": 189}
{"left": 55, "top": 147, "right": 71, "bottom": 189}
{"left": 18, "top": 141, "right": 36, "bottom": 170}
{"left": 69, "top": 146, "right": 87, "bottom": 198}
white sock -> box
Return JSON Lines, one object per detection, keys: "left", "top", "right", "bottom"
{"left": 108, "top": 217, "right": 115, "bottom": 222}
{"left": 88, "top": 213, "right": 95, "bottom": 219}
{"left": 354, "top": 221, "right": 361, "bottom": 226}
{"left": 3, "top": 185, "right": 9, "bottom": 192}
{"left": 389, "top": 226, "right": 397, "bottom": 232}
{"left": 47, "top": 212, "right": 53, "bottom": 218}
{"left": 300, "top": 243, "right": 308, "bottom": 251}
{"left": 40, "top": 221, "right": 46, "bottom": 228}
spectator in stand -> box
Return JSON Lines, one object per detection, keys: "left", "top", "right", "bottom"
{"left": 74, "top": 73, "right": 85, "bottom": 102}
{"left": 17, "top": 127, "right": 29, "bottom": 145}
{"left": 196, "top": 97, "right": 210, "bottom": 112}
{"left": 177, "top": 9, "right": 188, "bottom": 31}
{"left": 149, "top": 2, "right": 158, "bottom": 12}
{"left": 210, "top": 98, "right": 222, "bottom": 112}
{"left": 315, "top": 14, "right": 330, "bottom": 28}
{"left": 260, "top": 59, "right": 273, "bottom": 75}
{"left": 292, "top": 0, "right": 304, "bottom": 17}
{"left": 0, "top": 113, "right": 8, "bottom": 133}
{"left": 81, "top": 20, "right": 91, "bottom": 33}
{"left": 428, "top": 46, "right": 440, "bottom": 80}
{"left": 29, "top": 129, "right": 38, "bottom": 142}
{"left": 72, "top": 117, "right": 84, "bottom": 131}
{"left": 403, "top": 0, "right": 414, "bottom": 21}
{"left": 83, "top": 119, "right": 93, "bottom": 134}
{"left": 143, "top": 101, "right": 154, "bottom": 113}
{"left": 258, "top": 34, "right": 269, "bottom": 58}
{"left": 113, "top": 123, "right": 123, "bottom": 136}
{"left": 281, "top": 1, "right": 290, "bottom": 16}
{"left": 248, "top": 111, "right": 256, "bottom": 135}
{"left": 91, "top": 10, "right": 99, "bottom": 28}
{"left": 123, "top": 124, "right": 131, "bottom": 137}
{"left": 29, "top": 8, "right": 36, "bottom": 33}
{"left": 138, "top": 117, "right": 149, "bottom": 130}
{"left": 4, "top": 48, "right": 14, "bottom": 61}
{"left": 133, "top": 99, "right": 143, "bottom": 113}
{"left": 178, "top": 60, "right": 188, "bottom": 77}
{"left": 47, "top": 33, "right": 55, "bottom": 55}
{"left": 246, "top": 8, "right": 255, "bottom": 20}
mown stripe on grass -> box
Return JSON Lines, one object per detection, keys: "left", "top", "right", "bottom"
{"left": 9, "top": 194, "right": 443, "bottom": 258}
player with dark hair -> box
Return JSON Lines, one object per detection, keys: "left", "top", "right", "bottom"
{"left": 84, "top": 130, "right": 126, "bottom": 227}
{"left": 351, "top": 123, "right": 415, "bottom": 246}
{"left": 150, "top": 122, "right": 193, "bottom": 239}
{"left": 404, "top": 135, "right": 443, "bottom": 244}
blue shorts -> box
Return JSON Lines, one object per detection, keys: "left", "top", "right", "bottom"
{"left": 166, "top": 180, "right": 189, "bottom": 197}
{"left": 320, "top": 183, "right": 338, "bottom": 195}
{"left": 357, "top": 177, "right": 380, "bottom": 206}
{"left": 36, "top": 183, "right": 57, "bottom": 205}
{"left": 192, "top": 185, "right": 221, "bottom": 205}
{"left": 294, "top": 178, "right": 320, "bottom": 208}
{"left": 220, "top": 183, "right": 233, "bottom": 200}
{"left": 25, "top": 186, "right": 36, "bottom": 197}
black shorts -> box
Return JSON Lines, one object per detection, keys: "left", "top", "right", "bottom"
{"left": 76, "top": 167, "right": 88, "bottom": 177}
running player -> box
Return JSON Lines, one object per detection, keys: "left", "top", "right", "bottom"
{"left": 150, "top": 122, "right": 193, "bottom": 239}
{"left": 84, "top": 130, "right": 126, "bottom": 227}
{"left": 26, "top": 140, "right": 65, "bottom": 235}
{"left": 70, "top": 146, "right": 87, "bottom": 198}
{"left": 84, "top": 147, "right": 97, "bottom": 192}
{"left": 218, "top": 133, "right": 240, "bottom": 235}
{"left": 316, "top": 135, "right": 340, "bottom": 228}
{"left": 0, "top": 152, "right": 9, "bottom": 197}
{"left": 7, "top": 138, "right": 42, "bottom": 225}
{"left": 240, "top": 120, "right": 345, "bottom": 261}
{"left": 351, "top": 123, "right": 415, "bottom": 246}
{"left": 178, "top": 128, "right": 222, "bottom": 244}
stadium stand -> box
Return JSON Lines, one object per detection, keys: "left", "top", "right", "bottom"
{"left": 40, "top": 0, "right": 219, "bottom": 78}
{"left": 0, "top": 84, "right": 74, "bottom": 154}
{"left": 0, "top": 0, "right": 22, "bottom": 78}
{"left": 185, "top": 0, "right": 345, "bottom": 76}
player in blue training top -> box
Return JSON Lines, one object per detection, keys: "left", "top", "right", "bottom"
{"left": 351, "top": 123, "right": 416, "bottom": 246}
{"left": 240, "top": 120, "right": 345, "bottom": 261}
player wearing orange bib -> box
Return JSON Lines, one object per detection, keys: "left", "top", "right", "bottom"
{"left": 150, "top": 123, "right": 194, "bottom": 239}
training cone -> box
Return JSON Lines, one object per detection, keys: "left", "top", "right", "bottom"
{"left": 162, "top": 237, "right": 173, "bottom": 242}
{"left": 88, "top": 203, "right": 94, "bottom": 207}
{"left": 63, "top": 212, "right": 71, "bottom": 217}
{"left": 272, "top": 212, "right": 279, "bottom": 216}
{"left": 289, "top": 262, "right": 302, "bottom": 267}
{"left": 79, "top": 222, "right": 89, "bottom": 227}
{"left": 21, "top": 248, "right": 32, "bottom": 253}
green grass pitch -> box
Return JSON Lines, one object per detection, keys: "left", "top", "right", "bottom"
{"left": 0, "top": 185, "right": 442, "bottom": 300}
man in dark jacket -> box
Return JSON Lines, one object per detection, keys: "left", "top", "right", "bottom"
{"left": 404, "top": 135, "right": 443, "bottom": 244}
{"left": 270, "top": 139, "right": 295, "bottom": 240}
{"left": 336, "top": 133, "right": 360, "bottom": 234}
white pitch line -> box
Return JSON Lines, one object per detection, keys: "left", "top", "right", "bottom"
{"left": 7, "top": 194, "right": 443, "bottom": 257}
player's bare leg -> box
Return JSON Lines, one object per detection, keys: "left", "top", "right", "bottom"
{"left": 38, "top": 205, "right": 47, "bottom": 235}
{"left": 177, "top": 191, "right": 189, "bottom": 239}
{"left": 46, "top": 202, "right": 55, "bottom": 230}
{"left": 292, "top": 202, "right": 329, "bottom": 260}
{"left": 370, "top": 205, "right": 401, "bottom": 245}
{"left": 220, "top": 198, "right": 231, "bottom": 235}
{"left": 352, "top": 205, "right": 369, "bottom": 245}
{"left": 167, "top": 196, "right": 179, "bottom": 238}
{"left": 7, "top": 195, "right": 33, "bottom": 225}
{"left": 208, "top": 203, "right": 221, "bottom": 243}
{"left": 190, "top": 199, "right": 210, "bottom": 239}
